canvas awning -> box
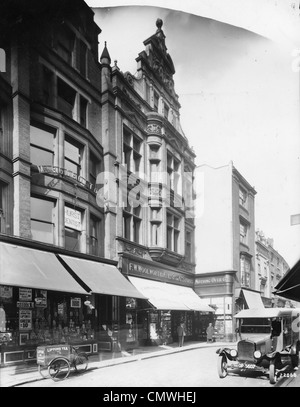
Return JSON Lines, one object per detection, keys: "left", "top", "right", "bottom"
{"left": 274, "top": 259, "right": 300, "bottom": 302}
{"left": 236, "top": 288, "right": 265, "bottom": 309}
{"left": 59, "top": 255, "right": 147, "bottom": 299}
{"left": 0, "top": 242, "right": 88, "bottom": 294}
{"left": 128, "top": 276, "right": 214, "bottom": 312}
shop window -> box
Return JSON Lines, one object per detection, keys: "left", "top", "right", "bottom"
{"left": 240, "top": 255, "right": 251, "bottom": 287}
{"left": 64, "top": 136, "right": 82, "bottom": 176}
{"left": 57, "top": 24, "right": 75, "bottom": 64}
{"left": 57, "top": 78, "right": 76, "bottom": 119}
{"left": 30, "top": 124, "right": 55, "bottom": 167}
{"left": 64, "top": 205, "right": 83, "bottom": 251}
{"left": 30, "top": 196, "right": 55, "bottom": 244}
{"left": 167, "top": 212, "right": 180, "bottom": 252}
{"left": 89, "top": 215, "right": 101, "bottom": 256}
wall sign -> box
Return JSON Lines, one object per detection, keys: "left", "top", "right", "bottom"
{"left": 70, "top": 298, "right": 81, "bottom": 308}
{"left": 0, "top": 285, "right": 13, "bottom": 299}
{"left": 65, "top": 207, "right": 81, "bottom": 231}
{"left": 19, "top": 310, "right": 32, "bottom": 330}
{"left": 17, "top": 302, "right": 35, "bottom": 309}
{"left": 19, "top": 288, "right": 32, "bottom": 301}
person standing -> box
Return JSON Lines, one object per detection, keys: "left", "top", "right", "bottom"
{"left": 177, "top": 322, "right": 185, "bottom": 347}
{"left": 206, "top": 322, "right": 214, "bottom": 343}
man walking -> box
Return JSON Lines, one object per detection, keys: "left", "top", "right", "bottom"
{"left": 177, "top": 322, "right": 185, "bottom": 347}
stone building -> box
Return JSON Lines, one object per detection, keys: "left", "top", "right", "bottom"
{"left": 194, "top": 162, "right": 262, "bottom": 340}
{"left": 0, "top": 0, "right": 213, "bottom": 366}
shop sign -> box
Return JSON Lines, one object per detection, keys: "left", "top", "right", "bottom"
{"left": 19, "top": 310, "right": 32, "bottom": 330}
{"left": 70, "top": 298, "right": 81, "bottom": 308}
{"left": 128, "top": 261, "right": 193, "bottom": 286}
{"left": 17, "top": 301, "right": 35, "bottom": 309}
{"left": 65, "top": 207, "right": 81, "bottom": 231}
{"left": 19, "top": 288, "right": 32, "bottom": 301}
{"left": 0, "top": 285, "right": 13, "bottom": 299}
{"left": 195, "top": 276, "right": 227, "bottom": 285}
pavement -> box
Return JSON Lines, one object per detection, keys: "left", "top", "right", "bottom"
{"left": 0, "top": 340, "right": 227, "bottom": 387}
{"left": 0, "top": 340, "right": 299, "bottom": 387}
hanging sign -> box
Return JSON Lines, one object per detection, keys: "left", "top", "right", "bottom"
{"left": 70, "top": 298, "right": 81, "bottom": 308}
{"left": 65, "top": 207, "right": 81, "bottom": 231}
{"left": 35, "top": 290, "right": 47, "bottom": 308}
{"left": 0, "top": 285, "right": 13, "bottom": 299}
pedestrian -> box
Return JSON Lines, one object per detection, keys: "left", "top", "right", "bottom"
{"left": 206, "top": 322, "right": 214, "bottom": 343}
{"left": 177, "top": 322, "right": 185, "bottom": 347}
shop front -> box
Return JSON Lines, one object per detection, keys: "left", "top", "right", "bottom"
{"left": 123, "top": 257, "right": 214, "bottom": 346}
{"left": 0, "top": 240, "right": 146, "bottom": 366}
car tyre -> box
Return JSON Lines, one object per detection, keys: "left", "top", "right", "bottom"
{"left": 269, "top": 359, "right": 277, "bottom": 384}
{"left": 217, "top": 354, "right": 228, "bottom": 378}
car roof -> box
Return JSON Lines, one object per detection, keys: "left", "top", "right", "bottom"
{"left": 234, "top": 307, "right": 300, "bottom": 319}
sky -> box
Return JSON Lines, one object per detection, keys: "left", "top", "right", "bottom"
{"left": 85, "top": 0, "right": 300, "bottom": 268}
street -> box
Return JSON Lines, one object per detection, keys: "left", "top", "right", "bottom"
{"left": 17, "top": 345, "right": 299, "bottom": 388}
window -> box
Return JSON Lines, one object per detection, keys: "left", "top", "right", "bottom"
{"left": 78, "top": 40, "right": 87, "bottom": 77}
{"left": 0, "top": 181, "right": 5, "bottom": 233}
{"left": 64, "top": 205, "right": 82, "bottom": 251}
{"left": 123, "top": 204, "right": 142, "bottom": 244}
{"left": 30, "top": 124, "right": 55, "bottom": 166}
{"left": 145, "top": 83, "right": 150, "bottom": 104}
{"left": 167, "top": 212, "right": 180, "bottom": 252}
{"left": 185, "top": 230, "right": 192, "bottom": 262}
{"left": 31, "top": 196, "right": 55, "bottom": 244}
{"left": 164, "top": 103, "right": 169, "bottom": 120}
{"left": 64, "top": 136, "right": 82, "bottom": 176}
{"left": 239, "top": 187, "right": 247, "bottom": 207}
{"left": 167, "top": 153, "right": 181, "bottom": 194}
{"left": 150, "top": 209, "right": 161, "bottom": 246}
{"left": 89, "top": 151, "right": 100, "bottom": 187}
{"left": 122, "top": 127, "right": 142, "bottom": 173}
{"left": 42, "top": 66, "right": 53, "bottom": 106}
{"left": 57, "top": 78, "right": 76, "bottom": 119}
{"left": 0, "top": 105, "right": 3, "bottom": 152}
{"left": 79, "top": 96, "right": 88, "bottom": 128}
{"left": 240, "top": 222, "right": 248, "bottom": 245}
{"left": 57, "top": 25, "right": 75, "bottom": 64}
{"left": 240, "top": 255, "right": 251, "bottom": 287}
{"left": 153, "top": 92, "right": 159, "bottom": 112}
{"left": 89, "top": 215, "right": 101, "bottom": 256}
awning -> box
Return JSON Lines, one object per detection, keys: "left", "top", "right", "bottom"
{"left": 128, "top": 276, "right": 214, "bottom": 312}
{"left": 274, "top": 259, "right": 300, "bottom": 302}
{"left": 59, "top": 255, "right": 147, "bottom": 299}
{"left": 237, "top": 288, "right": 265, "bottom": 309}
{"left": 0, "top": 242, "right": 88, "bottom": 294}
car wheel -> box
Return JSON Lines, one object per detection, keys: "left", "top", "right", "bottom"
{"left": 217, "top": 354, "right": 228, "bottom": 378}
{"left": 269, "top": 360, "right": 277, "bottom": 384}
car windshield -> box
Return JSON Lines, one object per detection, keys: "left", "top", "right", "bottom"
{"left": 239, "top": 318, "right": 271, "bottom": 334}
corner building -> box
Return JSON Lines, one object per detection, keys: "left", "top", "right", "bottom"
{"left": 0, "top": 1, "right": 213, "bottom": 366}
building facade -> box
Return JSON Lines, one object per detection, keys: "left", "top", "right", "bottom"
{"left": 0, "top": 1, "right": 213, "bottom": 365}
{"left": 255, "top": 230, "right": 291, "bottom": 307}
{"left": 194, "top": 162, "right": 261, "bottom": 340}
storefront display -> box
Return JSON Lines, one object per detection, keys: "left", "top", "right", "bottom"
{"left": 0, "top": 285, "right": 98, "bottom": 365}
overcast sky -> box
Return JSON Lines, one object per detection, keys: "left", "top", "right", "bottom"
{"left": 85, "top": 1, "right": 300, "bottom": 268}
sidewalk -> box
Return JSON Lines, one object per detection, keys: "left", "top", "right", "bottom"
{"left": 0, "top": 340, "right": 227, "bottom": 387}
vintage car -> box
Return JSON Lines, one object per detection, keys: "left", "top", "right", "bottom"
{"left": 216, "top": 307, "right": 300, "bottom": 384}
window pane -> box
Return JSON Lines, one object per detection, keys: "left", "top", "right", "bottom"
{"left": 64, "top": 159, "right": 80, "bottom": 175}
{"left": 30, "top": 145, "right": 53, "bottom": 166}
{"left": 31, "top": 220, "right": 53, "bottom": 244}
{"left": 31, "top": 197, "right": 54, "bottom": 222}
{"left": 65, "top": 227, "right": 80, "bottom": 251}
{"left": 167, "top": 226, "right": 172, "bottom": 249}
{"left": 30, "top": 125, "right": 54, "bottom": 151}
{"left": 65, "top": 139, "right": 80, "bottom": 164}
